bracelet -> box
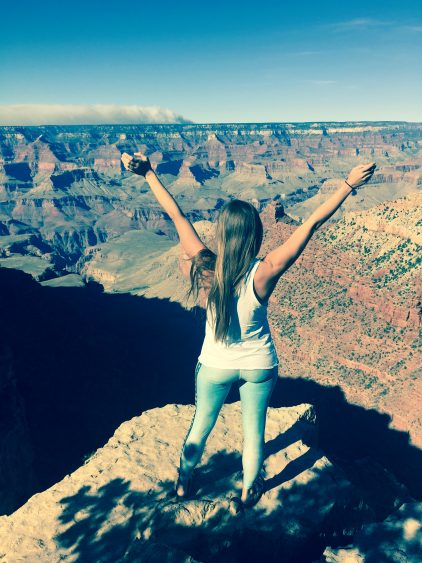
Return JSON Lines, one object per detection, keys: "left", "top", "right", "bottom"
{"left": 345, "top": 180, "right": 356, "bottom": 191}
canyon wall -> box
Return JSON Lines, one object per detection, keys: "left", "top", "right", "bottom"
{"left": 0, "top": 122, "right": 421, "bottom": 520}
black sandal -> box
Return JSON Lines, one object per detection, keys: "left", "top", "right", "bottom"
{"left": 175, "top": 468, "right": 194, "bottom": 499}
{"left": 241, "top": 474, "right": 265, "bottom": 508}
{"left": 227, "top": 494, "right": 245, "bottom": 515}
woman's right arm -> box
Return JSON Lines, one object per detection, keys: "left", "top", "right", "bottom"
{"left": 311, "top": 162, "right": 376, "bottom": 231}
{"left": 255, "top": 162, "right": 376, "bottom": 300}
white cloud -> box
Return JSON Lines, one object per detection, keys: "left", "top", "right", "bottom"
{"left": 400, "top": 25, "right": 422, "bottom": 32}
{"left": 303, "top": 80, "right": 337, "bottom": 85}
{"left": 0, "top": 104, "right": 193, "bottom": 125}
{"left": 289, "top": 50, "right": 323, "bottom": 56}
{"left": 324, "top": 18, "right": 395, "bottom": 31}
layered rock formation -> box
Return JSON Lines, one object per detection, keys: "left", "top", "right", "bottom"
{"left": 0, "top": 402, "right": 412, "bottom": 562}
{"left": 80, "top": 191, "right": 421, "bottom": 446}
{"left": 1, "top": 122, "right": 421, "bottom": 277}
{"left": 0, "top": 122, "right": 421, "bottom": 546}
{"left": 259, "top": 193, "right": 421, "bottom": 447}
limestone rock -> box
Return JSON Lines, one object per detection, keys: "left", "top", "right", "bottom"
{"left": 323, "top": 501, "right": 422, "bottom": 563}
{"left": 0, "top": 401, "right": 363, "bottom": 562}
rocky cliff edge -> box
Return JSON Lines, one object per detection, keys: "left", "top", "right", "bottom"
{"left": 0, "top": 402, "right": 413, "bottom": 562}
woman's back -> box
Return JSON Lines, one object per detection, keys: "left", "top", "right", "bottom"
{"left": 197, "top": 257, "right": 279, "bottom": 369}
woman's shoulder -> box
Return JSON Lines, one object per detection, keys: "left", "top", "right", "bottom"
{"left": 248, "top": 257, "right": 262, "bottom": 276}
{"left": 251, "top": 256, "right": 278, "bottom": 305}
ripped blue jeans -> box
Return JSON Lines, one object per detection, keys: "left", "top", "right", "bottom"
{"left": 178, "top": 360, "right": 278, "bottom": 490}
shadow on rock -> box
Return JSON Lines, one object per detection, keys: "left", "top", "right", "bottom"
{"left": 0, "top": 265, "right": 421, "bottom": 527}
{"left": 52, "top": 464, "right": 373, "bottom": 563}
{"left": 0, "top": 267, "right": 205, "bottom": 511}
{"left": 270, "top": 377, "right": 422, "bottom": 501}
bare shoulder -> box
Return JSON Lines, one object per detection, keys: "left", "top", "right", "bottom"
{"left": 255, "top": 256, "right": 278, "bottom": 281}
{"left": 253, "top": 256, "right": 284, "bottom": 303}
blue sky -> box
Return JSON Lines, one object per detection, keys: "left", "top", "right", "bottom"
{"left": 1, "top": 0, "right": 421, "bottom": 123}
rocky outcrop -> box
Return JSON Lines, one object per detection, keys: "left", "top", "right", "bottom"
{"left": 0, "top": 401, "right": 411, "bottom": 562}
{"left": 171, "top": 158, "right": 201, "bottom": 188}
{"left": 323, "top": 501, "right": 422, "bottom": 562}
{"left": 348, "top": 283, "right": 421, "bottom": 329}
{"left": 342, "top": 191, "right": 422, "bottom": 244}
{"left": 204, "top": 132, "right": 228, "bottom": 169}
{"left": 258, "top": 191, "right": 422, "bottom": 448}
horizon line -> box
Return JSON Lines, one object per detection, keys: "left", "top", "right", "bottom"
{"left": 1, "top": 119, "right": 421, "bottom": 127}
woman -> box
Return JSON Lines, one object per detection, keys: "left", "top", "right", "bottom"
{"left": 121, "top": 150, "right": 376, "bottom": 507}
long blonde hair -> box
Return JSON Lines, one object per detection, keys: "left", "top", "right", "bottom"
{"left": 185, "top": 199, "right": 263, "bottom": 343}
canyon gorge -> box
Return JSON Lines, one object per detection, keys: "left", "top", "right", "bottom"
{"left": 0, "top": 121, "right": 421, "bottom": 561}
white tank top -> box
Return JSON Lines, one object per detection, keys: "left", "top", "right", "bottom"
{"left": 197, "top": 257, "right": 279, "bottom": 369}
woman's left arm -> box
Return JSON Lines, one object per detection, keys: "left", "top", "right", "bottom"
{"left": 121, "top": 152, "right": 208, "bottom": 259}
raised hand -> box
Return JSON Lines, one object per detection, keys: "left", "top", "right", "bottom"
{"left": 121, "top": 151, "right": 153, "bottom": 177}
{"left": 346, "top": 162, "right": 377, "bottom": 190}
